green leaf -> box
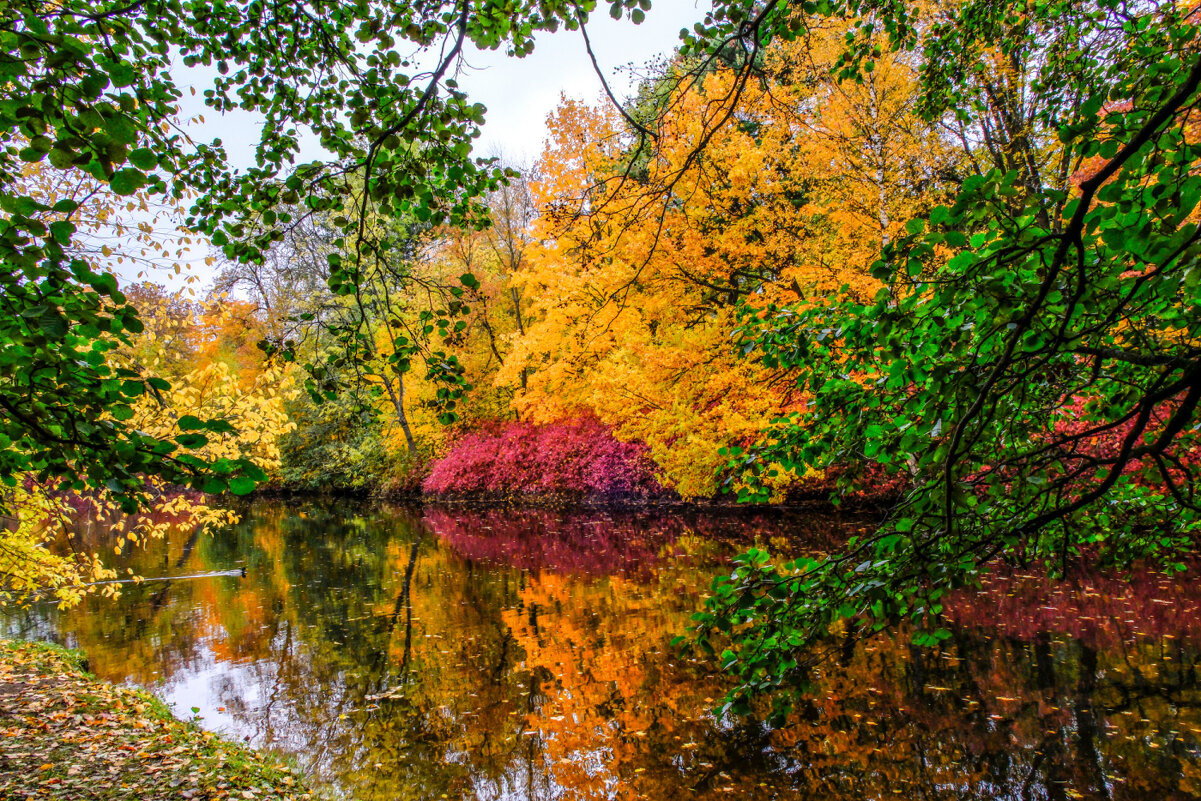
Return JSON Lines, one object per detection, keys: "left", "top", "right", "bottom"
{"left": 106, "top": 114, "right": 139, "bottom": 145}
{"left": 175, "top": 433, "right": 209, "bottom": 449}
{"left": 109, "top": 168, "right": 145, "bottom": 195}
{"left": 177, "top": 415, "right": 205, "bottom": 430}
{"left": 37, "top": 310, "right": 68, "bottom": 338}
{"left": 228, "top": 475, "right": 258, "bottom": 495}
{"left": 127, "top": 148, "right": 157, "bottom": 169}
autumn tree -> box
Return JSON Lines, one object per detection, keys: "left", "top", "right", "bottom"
{"left": 429, "top": 167, "right": 537, "bottom": 420}
{"left": 500, "top": 24, "right": 953, "bottom": 497}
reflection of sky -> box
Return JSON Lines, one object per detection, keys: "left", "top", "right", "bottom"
{"left": 156, "top": 647, "right": 251, "bottom": 739}
{"left": 150, "top": 617, "right": 356, "bottom": 782}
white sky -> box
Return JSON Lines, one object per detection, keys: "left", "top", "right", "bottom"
{"left": 458, "top": 1, "right": 708, "bottom": 163}
{"left": 138, "top": 2, "right": 708, "bottom": 291}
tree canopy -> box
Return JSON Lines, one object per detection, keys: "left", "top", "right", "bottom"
{"left": 678, "top": 0, "right": 1201, "bottom": 714}
{"left": 0, "top": 0, "right": 649, "bottom": 506}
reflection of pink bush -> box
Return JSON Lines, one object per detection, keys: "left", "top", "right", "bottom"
{"left": 424, "top": 507, "right": 670, "bottom": 576}
{"left": 422, "top": 417, "right": 670, "bottom": 501}
{"left": 946, "top": 559, "right": 1201, "bottom": 649}
{"left": 424, "top": 505, "right": 865, "bottom": 576}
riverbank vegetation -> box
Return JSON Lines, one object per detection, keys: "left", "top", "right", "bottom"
{"left": 3, "top": 0, "right": 1201, "bottom": 721}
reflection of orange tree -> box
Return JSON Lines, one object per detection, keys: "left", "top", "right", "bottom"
{"left": 65, "top": 502, "right": 300, "bottom": 679}
{"left": 195, "top": 503, "right": 304, "bottom": 666}
{"left": 305, "top": 513, "right": 549, "bottom": 800}
{"left": 504, "top": 566, "right": 801, "bottom": 799}
{"left": 494, "top": 526, "right": 1201, "bottom": 800}
{"left": 16, "top": 522, "right": 233, "bottom": 683}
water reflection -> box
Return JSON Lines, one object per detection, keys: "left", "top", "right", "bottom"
{"left": 6, "top": 500, "right": 1201, "bottom": 800}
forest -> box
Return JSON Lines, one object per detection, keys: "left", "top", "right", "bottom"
{"left": 3, "top": 0, "right": 1201, "bottom": 790}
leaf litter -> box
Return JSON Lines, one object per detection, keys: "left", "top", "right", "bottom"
{"left": 0, "top": 641, "right": 312, "bottom": 800}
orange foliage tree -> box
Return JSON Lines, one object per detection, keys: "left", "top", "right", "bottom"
{"left": 496, "top": 27, "right": 957, "bottom": 498}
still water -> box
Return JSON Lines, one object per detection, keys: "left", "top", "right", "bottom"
{"left": 8, "top": 500, "right": 1201, "bottom": 800}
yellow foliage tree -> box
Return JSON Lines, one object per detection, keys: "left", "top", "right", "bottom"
{"left": 498, "top": 28, "right": 956, "bottom": 498}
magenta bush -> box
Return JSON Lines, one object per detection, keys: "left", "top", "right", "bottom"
{"left": 422, "top": 417, "right": 670, "bottom": 501}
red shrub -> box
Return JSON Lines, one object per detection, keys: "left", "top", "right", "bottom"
{"left": 422, "top": 417, "right": 670, "bottom": 501}
{"left": 966, "top": 394, "right": 1201, "bottom": 500}
{"left": 1045, "top": 394, "right": 1200, "bottom": 492}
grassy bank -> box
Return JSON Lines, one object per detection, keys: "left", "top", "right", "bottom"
{"left": 0, "top": 640, "right": 312, "bottom": 800}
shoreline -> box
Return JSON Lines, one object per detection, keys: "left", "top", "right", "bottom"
{"left": 0, "top": 640, "right": 314, "bottom": 800}
{"left": 247, "top": 484, "right": 902, "bottom": 516}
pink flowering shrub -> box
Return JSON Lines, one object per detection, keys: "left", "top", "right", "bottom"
{"left": 422, "top": 417, "right": 670, "bottom": 501}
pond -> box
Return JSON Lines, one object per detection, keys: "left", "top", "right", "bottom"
{"left": 7, "top": 499, "right": 1201, "bottom": 800}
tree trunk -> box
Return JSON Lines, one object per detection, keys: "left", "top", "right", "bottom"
{"left": 509, "top": 286, "right": 528, "bottom": 390}
{"left": 383, "top": 374, "right": 417, "bottom": 453}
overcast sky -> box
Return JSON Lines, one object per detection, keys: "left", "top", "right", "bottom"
{"left": 459, "top": 2, "right": 707, "bottom": 163}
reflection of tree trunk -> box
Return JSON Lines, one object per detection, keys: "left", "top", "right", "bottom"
{"left": 263, "top": 619, "right": 293, "bottom": 747}
{"left": 491, "top": 629, "right": 512, "bottom": 685}
{"left": 148, "top": 582, "right": 172, "bottom": 614}
{"left": 839, "top": 619, "right": 860, "bottom": 667}
{"left": 526, "top": 730, "right": 535, "bottom": 797}
{"left": 1073, "top": 644, "right": 1111, "bottom": 800}
{"left": 524, "top": 670, "right": 540, "bottom": 795}
{"left": 1179, "top": 639, "right": 1196, "bottom": 689}
{"left": 174, "top": 524, "right": 203, "bottom": 569}
{"left": 1034, "top": 632, "right": 1055, "bottom": 690}
{"left": 907, "top": 642, "right": 927, "bottom": 692}
{"left": 401, "top": 543, "right": 417, "bottom": 669}
{"left": 387, "top": 540, "right": 420, "bottom": 671}
{"left": 383, "top": 375, "right": 416, "bottom": 453}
